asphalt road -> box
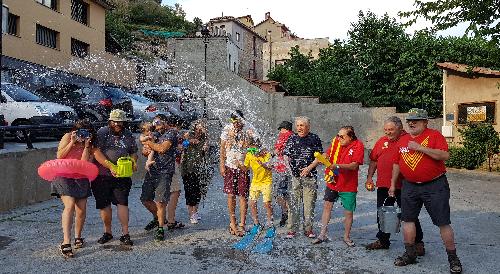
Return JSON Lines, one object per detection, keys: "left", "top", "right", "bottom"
{"left": 0, "top": 166, "right": 499, "bottom": 274}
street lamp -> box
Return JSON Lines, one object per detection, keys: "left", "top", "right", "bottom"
{"left": 200, "top": 25, "right": 210, "bottom": 118}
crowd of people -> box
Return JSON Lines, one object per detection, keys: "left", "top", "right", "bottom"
{"left": 51, "top": 107, "right": 462, "bottom": 273}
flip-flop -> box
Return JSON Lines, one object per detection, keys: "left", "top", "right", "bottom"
{"left": 312, "top": 237, "right": 328, "bottom": 245}
{"left": 343, "top": 239, "right": 355, "bottom": 247}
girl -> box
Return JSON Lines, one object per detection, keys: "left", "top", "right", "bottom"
{"left": 139, "top": 121, "right": 156, "bottom": 171}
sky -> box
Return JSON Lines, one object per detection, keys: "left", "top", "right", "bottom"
{"left": 161, "top": 0, "right": 468, "bottom": 41}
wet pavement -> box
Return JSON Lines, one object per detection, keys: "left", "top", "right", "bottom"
{"left": 0, "top": 166, "right": 499, "bottom": 273}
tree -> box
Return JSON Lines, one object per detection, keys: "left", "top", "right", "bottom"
{"left": 399, "top": 0, "right": 500, "bottom": 43}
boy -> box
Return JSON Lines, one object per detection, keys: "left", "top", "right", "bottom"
{"left": 238, "top": 139, "right": 274, "bottom": 229}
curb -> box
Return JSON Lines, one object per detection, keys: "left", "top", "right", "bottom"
{"left": 447, "top": 167, "right": 500, "bottom": 177}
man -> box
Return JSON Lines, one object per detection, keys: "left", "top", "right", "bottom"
{"left": 141, "top": 114, "right": 178, "bottom": 241}
{"left": 274, "top": 121, "right": 294, "bottom": 227}
{"left": 365, "top": 116, "right": 425, "bottom": 254}
{"left": 92, "top": 109, "right": 138, "bottom": 246}
{"left": 389, "top": 109, "right": 462, "bottom": 273}
{"left": 166, "top": 115, "right": 185, "bottom": 230}
{"left": 282, "top": 116, "right": 322, "bottom": 239}
{"left": 220, "top": 110, "right": 257, "bottom": 236}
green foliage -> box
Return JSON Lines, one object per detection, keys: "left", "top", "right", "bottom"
{"left": 267, "top": 11, "right": 500, "bottom": 117}
{"left": 399, "top": 0, "right": 500, "bottom": 44}
{"left": 105, "top": 0, "right": 200, "bottom": 50}
{"left": 446, "top": 123, "right": 500, "bottom": 170}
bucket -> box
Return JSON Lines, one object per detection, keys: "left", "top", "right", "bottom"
{"left": 378, "top": 197, "right": 401, "bottom": 234}
{"left": 115, "top": 157, "right": 134, "bottom": 178}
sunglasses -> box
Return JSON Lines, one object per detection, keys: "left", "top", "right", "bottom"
{"left": 229, "top": 118, "right": 240, "bottom": 123}
{"left": 152, "top": 120, "right": 162, "bottom": 126}
{"left": 247, "top": 147, "right": 260, "bottom": 155}
{"left": 337, "top": 134, "right": 347, "bottom": 140}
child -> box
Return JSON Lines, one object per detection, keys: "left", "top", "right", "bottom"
{"left": 238, "top": 139, "right": 274, "bottom": 229}
{"left": 139, "top": 121, "right": 156, "bottom": 171}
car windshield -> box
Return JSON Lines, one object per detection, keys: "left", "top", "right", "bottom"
{"left": 2, "top": 84, "right": 41, "bottom": 102}
{"left": 103, "top": 87, "right": 127, "bottom": 100}
{"left": 127, "top": 93, "right": 151, "bottom": 104}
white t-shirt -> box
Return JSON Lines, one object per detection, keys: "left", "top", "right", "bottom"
{"left": 220, "top": 122, "right": 259, "bottom": 169}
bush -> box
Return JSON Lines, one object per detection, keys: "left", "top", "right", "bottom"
{"left": 446, "top": 123, "right": 500, "bottom": 171}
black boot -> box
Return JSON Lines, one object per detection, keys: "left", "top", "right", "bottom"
{"left": 394, "top": 243, "right": 417, "bottom": 266}
{"left": 279, "top": 211, "right": 288, "bottom": 227}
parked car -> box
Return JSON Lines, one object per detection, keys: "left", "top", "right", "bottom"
{"left": 35, "top": 83, "right": 134, "bottom": 122}
{"left": 135, "top": 85, "right": 202, "bottom": 127}
{"left": 0, "top": 82, "right": 77, "bottom": 140}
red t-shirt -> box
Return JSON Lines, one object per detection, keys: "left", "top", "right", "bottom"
{"left": 326, "top": 139, "right": 364, "bottom": 192}
{"left": 394, "top": 128, "right": 448, "bottom": 183}
{"left": 274, "top": 130, "right": 294, "bottom": 173}
{"left": 369, "top": 132, "right": 407, "bottom": 189}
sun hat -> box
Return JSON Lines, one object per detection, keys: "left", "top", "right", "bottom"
{"left": 108, "top": 109, "right": 129, "bottom": 122}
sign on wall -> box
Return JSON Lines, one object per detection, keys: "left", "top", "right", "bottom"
{"left": 458, "top": 102, "right": 496, "bottom": 124}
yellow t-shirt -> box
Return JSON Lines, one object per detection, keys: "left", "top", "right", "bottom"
{"left": 244, "top": 152, "right": 272, "bottom": 186}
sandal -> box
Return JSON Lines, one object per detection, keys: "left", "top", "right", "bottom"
{"left": 343, "top": 238, "right": 356, "bottom": 247}
{"left": 394, "top": 252, "right": 417, "bottom": 266}
{"left": 59, "top": 244, "right": 74, "bottom": 258}
{"left": 167, "top": 221, "right": 185, "bottom": 230}
{"left": 312, "top": 237, "right": 328, "bottom": 245}
{"left": 236, "top": 224, "right": 246, "bottom": 237}
{"left": 229, "top": 223, "right": 238, "bottom": 236}
{"left": 74, "top": 238, "right": 84, "bottom": 249}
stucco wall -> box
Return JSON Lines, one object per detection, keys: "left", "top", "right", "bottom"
{"left": 2, "top": 0, "right": 136, "bottom": 87}
{"left": 443, "top": 70, "right": 500, "bottom": 143}
{"left": 263, "top": 38, "right": 330, "bottom": 79}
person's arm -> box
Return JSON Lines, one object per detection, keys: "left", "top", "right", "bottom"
{"left": 146, "top": 140, "right": 172, "bottom": 154}
{"left": 388, "top": 164, "right": 400, "bottom": 197}
{"left": 80, "top": 137, "right": 93, "bottom": 162}
{"left": 329, "top": 162, "right": 360, "bottom": 171}
{"left": 219, "top": 139, "right": 227, "bottom": 176}
{"left": 131, "top": 153, "right": 139, "bottom": 171}
{"left": 93, "top": 148, "right": 115, "bottom": 170}
{"left": 56, "top": 132, "right": 75, "bottom": 159}
{"left": 366, "top": 160, "right": 377, "bottom": 181}
{"left": 408, "top": 141, "right": 449, "bottom": 161}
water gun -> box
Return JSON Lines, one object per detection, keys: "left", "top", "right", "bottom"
{"left": 314, "top": 151, "right": 339, "bottom": 179}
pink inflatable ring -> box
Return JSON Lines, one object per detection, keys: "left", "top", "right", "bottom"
{"left": 38, "top": 159, "right": 99, "bottom": 182}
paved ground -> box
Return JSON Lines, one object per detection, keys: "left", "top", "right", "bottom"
{"left": 0, "top": 166, "right": 499, "bottom": 274}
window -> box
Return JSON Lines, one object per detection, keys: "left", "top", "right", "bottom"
{"left": 36, "top": 24, "right": 58, "bottom": 49}
{"left": 236, "top": 32, "right": 240, "bottom": 42}
{"left": 71, "top": 0, "right": 89, "bottom": 25}
{"left": 228, "top": 54, "right": 232, "bottom": 70}
{"left": 36, "top": 0, "right": 57, "bottom": 11}
{"left": 7, "top": 13, "right": 19, "bottom": 36}
{"left": 457, "top": 102, "right": 496, "bottom": 124}
{"left": 233, "top": 62, "right": 236, "bottom": 72}
{"left": 253, "top": 36, "right": 257, "bottom": 56}
{"left": 71, "top": 38, "right": 89, "bottom": 58}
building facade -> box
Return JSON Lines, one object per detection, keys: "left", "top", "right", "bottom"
{"left": 439, "top": 62, "right": 500, "bottom": 143}
{"left": 254, "top": 12, "right": 330, "bottom": 79}
{"left": 1, "top": 0, "right": 136, "bottom": 88}
{"left": 208, "top": 16, "right": 266, "bottom": 80}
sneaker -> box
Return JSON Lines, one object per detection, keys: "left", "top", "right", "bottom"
{"left": 144, "top": 218, "right": 159, "bottom": 231}
{"left": 285, "top": 231, "right": 296, "bottom": 239}
{"left": 304, "top": 230, "right": 316, "bottom": 238}
{"left": 448, "top": 255, "right": 462, "bottom": 273}
{"left": 154, "top": 228, "right": 165, "bottom": 242}
{"left": 279, "top": 212, "right": 288, "bottom": 227}
{"left": 365, "top": 240, "right": 390, "bottom": 250}
{"left": 97, "top": 233, "right": 113, "bottom": 244}
{"left": 119, "top": 234, "right": 133, "bottom": 246}
{"left": 191, "top": 213, "right": 199, "bottom": 224}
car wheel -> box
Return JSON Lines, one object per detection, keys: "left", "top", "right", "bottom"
{"left": 12, "top": 120, "right": 37, "bottom": 143}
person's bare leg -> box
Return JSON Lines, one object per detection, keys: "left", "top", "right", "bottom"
{"left": 117, "top": 205, "right": 129, "bottom": 235}
{"left": 318, "top": 201, "right": 333, "bottom": 239}
{"left": 74, "top": 198, "right": 88, "bottom": 239}
{"left": 167, "top": 191, "right": 180, "bottom": 224}
{"left": 403, "top": 222, "right": 417, "bottom": 244}
{"left": 343, "top": 210, "right": 354, "bottom": 242}
{"left": 239, "top": 196, "right": 248, "bottom": 227}
{"left": 60, "top": 196, "right": 76, "bottom": 245}
{"left": 142, "top": 200, "right": 158, "bottom": 217}
{"left": 227, "top": 194, "right": 237, "bottom": 228}
{"left": 156, "top": 201, "right": 167, "bottom": 228}
{"left": 264, "top": 201, "right": 273, "bottom": 226}
{"left": 100, "top": 206, "right": 112, "bottom": 234}
{"left": 439, "top": 225, "right": 456, "bottom": 250}
{"left": 250, "top": 199, "right": 259, "bottom": 225}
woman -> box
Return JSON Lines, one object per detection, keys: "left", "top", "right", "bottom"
{"left": 312, "top": 126, "right": 364, "bottom": 247}
{"left": 52, "top": 120, "right": 96, "bottom": 258}
{"left": 181, "top": 120, "right": 209, "bottom": 224}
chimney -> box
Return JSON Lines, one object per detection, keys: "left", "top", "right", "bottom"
{"left": 265, "top": 12, "right": 270, "bottom": 20}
